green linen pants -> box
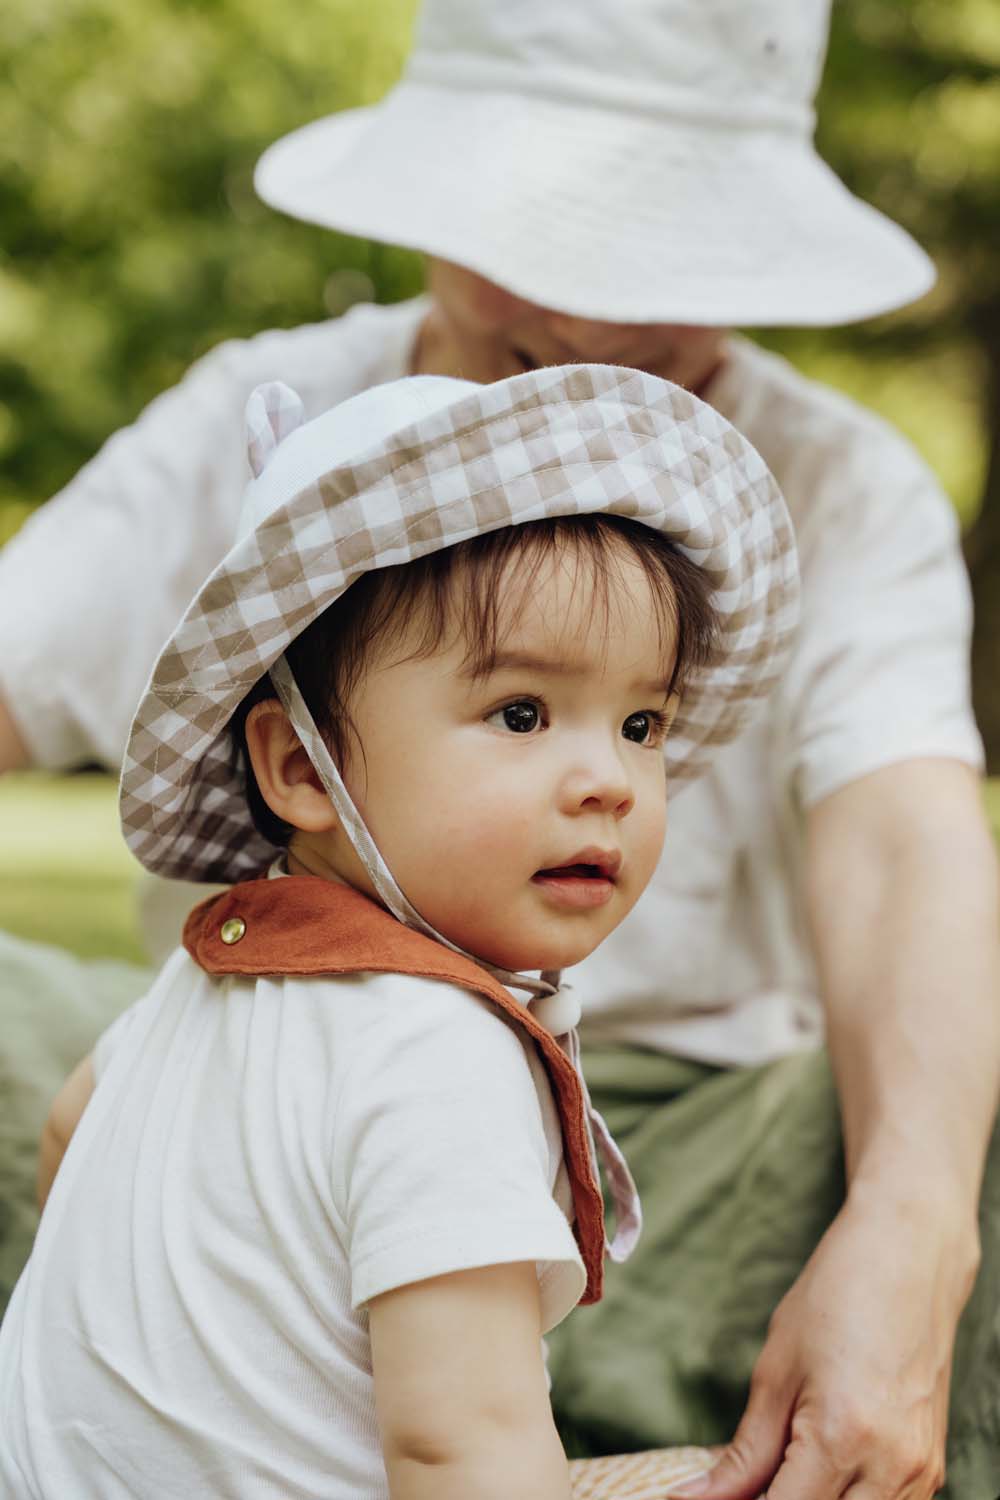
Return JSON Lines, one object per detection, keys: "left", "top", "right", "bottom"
{"left": 547, "top": 1045, "right": 1000, "bottom": 1500}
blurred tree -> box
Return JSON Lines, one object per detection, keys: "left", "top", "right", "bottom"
{"left": 809, "top": 0, "right": 1000, "bottom": 763}
{"left": 2, "top": 0, "right": 998, "bottom": 754}
{"left": 0, "top": 0, "right": 422, "bottom": 540}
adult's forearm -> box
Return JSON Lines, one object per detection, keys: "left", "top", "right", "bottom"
{"left": 808, "top": 763, "right": 1000, "bottom": 1238}
{"left": 689, "top": 765, "right": 997, "bottom": 1500}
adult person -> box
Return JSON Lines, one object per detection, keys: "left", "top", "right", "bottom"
{"left": 1, "top": 1, "right": 998, "bottom": 1498}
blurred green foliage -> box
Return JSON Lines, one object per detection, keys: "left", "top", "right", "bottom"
{"left": 787, "top": 0, "right": 1000, "bottom": 536}
{"left": 2, "top": 1, "right": 999, "bottom": 706}
{"left": 1, "top": 0, "right": 424, "bottom": 541}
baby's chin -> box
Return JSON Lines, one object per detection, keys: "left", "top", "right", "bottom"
{"left": 429, "top": 895, "right": 622, "bottom": 976}
{"left": 459, "top": 928, "right": 606, "bottom": 977}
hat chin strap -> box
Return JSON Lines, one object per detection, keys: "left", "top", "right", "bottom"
{"left": 269, "top": 653, "right": 642, "bottom": 1263}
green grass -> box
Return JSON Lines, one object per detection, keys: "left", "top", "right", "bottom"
{"left": 0, "top": 772, "right": 145, "bottom": 962}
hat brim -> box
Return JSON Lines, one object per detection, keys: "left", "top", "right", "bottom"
{"left": 254, "top": 82, "right": 935, "bottom": 328}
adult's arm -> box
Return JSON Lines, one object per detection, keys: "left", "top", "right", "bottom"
{"left": 0, "top": 350, "right": 250, "bottom": 771}
{"left": 675, "top": 757, "right": 1000, "bottom": 1500}
{"left": 0, "top": 303, "right": 418, "bottom": 772}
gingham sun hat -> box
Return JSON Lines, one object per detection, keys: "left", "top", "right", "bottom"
{"left": 254, "top": 0, "right": 934, "bottom": 327}
{"left": 120, "top": 363, "right": 799, "bottom": 909}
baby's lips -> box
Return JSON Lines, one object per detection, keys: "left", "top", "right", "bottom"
{"left": 535, "top": 846, "right": 622, "bottom": 881}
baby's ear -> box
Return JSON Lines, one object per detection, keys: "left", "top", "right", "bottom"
{"left": 244, "top": 698, "right": 339, "bottom": 834}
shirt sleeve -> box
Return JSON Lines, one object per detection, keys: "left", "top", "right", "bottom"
{"left": 777, "top": 441, "right": 984, "bottom": 809}
{"left": 0, "top": 304, "right": 417, "bottom": 772}
{"left": 0, "top": 344, "right": 251, "bottom": 770}
{"left": 328, "top": 974, "right": 585, "bottom": 1333}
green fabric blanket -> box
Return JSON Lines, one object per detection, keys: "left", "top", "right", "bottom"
{"left": 0, "top": 931, "right": 148, "bottom": 1309}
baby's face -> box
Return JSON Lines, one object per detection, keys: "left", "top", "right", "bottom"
{"left": 310, "top": 543, "right": 675, "bottom": 973}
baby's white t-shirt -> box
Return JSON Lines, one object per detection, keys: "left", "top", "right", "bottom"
{"left": 0, "top": 947, "right": 584, "bottom": 1499}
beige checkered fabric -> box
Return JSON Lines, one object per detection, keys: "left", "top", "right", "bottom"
{"left": 121, "top": 363, "right": 798, "bottom": 885}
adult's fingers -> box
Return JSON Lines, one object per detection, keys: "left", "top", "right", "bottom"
{"left": 765, "top": 1420, "right": 946, "bottom": 1500}
{"left": 839, "top": 1477, "right": 945, "bottom": 1500}
{"left": 667, "top": 1367, "right": 791, "bottom": 1499}
{"left": 763, "top": 1440, "right": 855, "bottom": 1500}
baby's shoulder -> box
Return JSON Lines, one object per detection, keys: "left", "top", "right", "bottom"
{"left": 287, "top": 967, "right": 533, "bottom": 1064}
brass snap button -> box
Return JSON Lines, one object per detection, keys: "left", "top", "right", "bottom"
{"left": 220, "top": 917, "right": 246, "bottom": 945}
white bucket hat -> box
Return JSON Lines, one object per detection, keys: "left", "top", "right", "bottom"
{"left": 254, "top": 0, "right": 934, "bottom": 327}
{"left": 121, "top": 362, "right": 798, "bottom": 906}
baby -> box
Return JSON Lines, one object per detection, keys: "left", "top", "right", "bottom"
{"left": 0, "top": 366, "right": 796, "bottom": 1499}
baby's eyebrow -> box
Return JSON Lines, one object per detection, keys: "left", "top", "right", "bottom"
{"left": 465, "top": 650, "right": 577, "bottom": 679}
{"left": 462, "top": 649, "right": 672, "bottom": 696}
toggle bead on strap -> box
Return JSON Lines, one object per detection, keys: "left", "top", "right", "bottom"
{"left": 529, "top": 983, "right": 642, "bottom": 1262}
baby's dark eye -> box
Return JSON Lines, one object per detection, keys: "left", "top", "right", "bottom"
{"left": 622, "top": 712, "right": 652, "bottom": 744}
{"left": 623, "top": 709, "right": 673, "bottom": 746}
{"left": 488, "top": 700, "right": 542, "bottom": 734}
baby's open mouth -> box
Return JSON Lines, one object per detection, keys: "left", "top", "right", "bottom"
{"left": 532, "top": 847, "right": 621, "bottom": 884}
{"left": 531, "top": 856, "right": 620, "bottom": 909}
{"left": 533, "top": 863, "right": 614, "bottom": 882}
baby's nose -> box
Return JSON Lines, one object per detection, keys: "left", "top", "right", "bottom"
{"left": 564, "top": 759, "right": 635, "bottom": 818}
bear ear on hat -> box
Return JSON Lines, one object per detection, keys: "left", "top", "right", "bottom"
{"left": 246, "top": 381, "right": 307, "bottom": 477}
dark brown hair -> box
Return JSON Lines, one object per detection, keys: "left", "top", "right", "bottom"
{"left": 231, "top": 513, "right": 719, "bottom": 846}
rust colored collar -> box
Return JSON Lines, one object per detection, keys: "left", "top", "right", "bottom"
{"left": 184, "top": 876, "right": 605, "bottom": 1304}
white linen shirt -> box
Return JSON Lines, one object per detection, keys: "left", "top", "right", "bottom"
{"left": 572, "top": 343, "right": 983, "bottom": 1063}
{"left": 0, "top": 299, "right": 982, "bottom": 1063}
{"left": 0, "top": 946, "right": 583, "bottom": 1499}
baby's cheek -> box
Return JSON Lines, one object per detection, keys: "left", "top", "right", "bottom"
{"left": 634, "top": 787, "right": 668, "bottom": 881}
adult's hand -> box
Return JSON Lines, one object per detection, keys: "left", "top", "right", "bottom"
{"left": 670, "top": 1188, "right": 976, "bottom": 1500}
{"left": 0, "top": 698, "right": 31, "bottom": 773}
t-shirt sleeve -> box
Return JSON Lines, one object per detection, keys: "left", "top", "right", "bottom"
{"left": 777, "top": 445, "right": 983, "bottom": 809}
{"left": 328, "top": 974, "right": 585, "bottom": 1333}
{"left": 0, "top": 344, "right": 250, "bottom": 770}
{"left": 0, "top": 305, "right": 410, "bottom": 772}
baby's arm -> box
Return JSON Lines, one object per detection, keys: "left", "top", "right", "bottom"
{"left": 0, "top": 698, "right": 30, "bottom": 772}
{"left": 37, "top": 1053, "right": 95, "bottom": 1211}
{"left": 370, "top": 1262, "right": 571, "bottom": 1500}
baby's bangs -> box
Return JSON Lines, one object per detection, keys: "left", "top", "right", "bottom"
{"left": 431, "top": 516, "right": 719, "bottom": 697}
